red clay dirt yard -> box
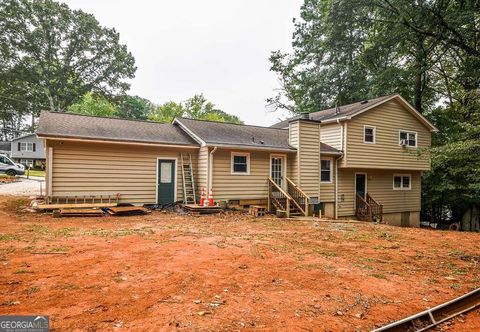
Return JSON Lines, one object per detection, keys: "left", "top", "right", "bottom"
{"left": 0, "top": 196, "right": 479, "bottom": 331}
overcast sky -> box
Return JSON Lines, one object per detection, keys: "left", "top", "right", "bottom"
{"left": 60, "top": 0, "right": 302, "bottom": 126}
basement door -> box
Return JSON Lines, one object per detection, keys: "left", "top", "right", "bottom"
{"left": 355, "top": 173, "right": 367, "bottom": 199}
{"left": 157, "top": 159, "right": 176, "bottom": 205}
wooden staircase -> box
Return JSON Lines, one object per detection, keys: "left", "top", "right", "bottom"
{"left": 267, "top": 177, "right": 309, "bottom": 217}
{"left": 180, "top": 153, "right": 196, "bottom": 204}
{"left": 356, "top": 193, "right": 383, "bottom": 222}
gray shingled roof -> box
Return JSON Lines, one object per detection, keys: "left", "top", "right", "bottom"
{"left": 175, "top": 117, "right": 296, "bottom": 150}
{"left": 0, "top": 141, "right": 11, "bottom": 152}
{"left": 37, "top": 111, "right": 198, "bottom": 146}
{"left": 271, "top": 95, "right": 396, "bottom": 129}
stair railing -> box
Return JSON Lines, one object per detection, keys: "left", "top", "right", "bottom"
{"left": 356, "top": 194, "right": 372, "bottom": 221}
{"left": 366, "top": 193, "right": 383, "bottom": 222}
{"left": 285, "top": 177, "right": 310, "bottom": 216}
{"left": 268, "top": 177, "right": 292, "bottom": 218}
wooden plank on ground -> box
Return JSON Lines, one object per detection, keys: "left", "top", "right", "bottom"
{"left": 38, "top": 203, "right": 118, "bottom": 210}
{"left": 239, "top": 199, "right": 267, "bottom": 206}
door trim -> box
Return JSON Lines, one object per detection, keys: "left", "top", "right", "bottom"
{"left": 269, "top": 153, "right": 287, "bottom": 187}
{"left": 156, "top": 157, "right": 177, "bottom": 204}
{"left": 354, "top": 172, "right": 367, "bottom": 200}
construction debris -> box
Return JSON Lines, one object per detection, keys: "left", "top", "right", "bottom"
{"left": 249, "top": 205, "right": 266, "bottom": 217}
{"left": 104, "top": 206, "right": 150, "bottom": 216}
{"left": 38, "top": 202, "right": 118, "bottom": 211}
{"left": 373, "top": 288, "right": 480, "bottom": 332}
{"left": 183, "top": 204, "right": 222, "bottom": 215}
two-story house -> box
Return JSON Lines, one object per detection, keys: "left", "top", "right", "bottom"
{"left": 11, "top": 133, "right": 46, "bottom": 169}
{"left": 36, "top": 94, "right": 437, "bottom": 227}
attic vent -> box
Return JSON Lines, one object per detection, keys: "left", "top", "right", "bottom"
{"left": 360, "top": 100, "right": 369, "bottom": 104}
{"left": 300, "top": 112, "right": 310, "bottom": 119}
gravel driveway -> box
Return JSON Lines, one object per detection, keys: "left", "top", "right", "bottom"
{"left": 0, "top": 176, "right": 45, "bottom": 196}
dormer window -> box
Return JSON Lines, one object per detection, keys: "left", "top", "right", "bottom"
{"left": 364, "top": 126, "right": 376, "bottom": 144}
{"left": 399, "top": 131, "right": 417, "bottom": 147}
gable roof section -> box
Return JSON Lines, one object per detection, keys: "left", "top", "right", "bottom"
{"left": 36, "top": 111, "right": 199, "bottom": 147}
{"left": 173, "top": 117, "right": 296, "bottom": 151}
{"left": 11, "top": 133, "right": 37, "bottom": 141}
{"left": 271, "top": 94, "right": 438, "bottom": 132}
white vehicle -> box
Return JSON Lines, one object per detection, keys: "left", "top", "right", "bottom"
{"left": 0, "top": 154, "right": 25, "bottom": 176}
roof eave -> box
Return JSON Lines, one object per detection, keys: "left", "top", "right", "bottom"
{"left": 203, "top": 142, "right": 296, "bottom": 152}
{"left": 36, "top": 133, "right": 199, "bottom": 149}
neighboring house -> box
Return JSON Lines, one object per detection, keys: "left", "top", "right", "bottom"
{"left": 10, "top": 133, "right": 46, "bottom": 169}
{"left": 0, "top": 141, "right": 11, "bottom": 156}
{"left": 36, "top": 94, "right": 437, "bottom": 227}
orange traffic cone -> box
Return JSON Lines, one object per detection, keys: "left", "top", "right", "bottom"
{"left": 199, "top": 188, "right": 205, "bottom": 206}
{"left": 208, "top": 189, "right": 214, "bottom": 206}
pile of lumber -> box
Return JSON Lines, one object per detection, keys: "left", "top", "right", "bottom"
{"left": 104, "top": 206, "right": 150, "bottom": 216}
{"left": 183, "top": 204, "right": 222, "bottom": 215}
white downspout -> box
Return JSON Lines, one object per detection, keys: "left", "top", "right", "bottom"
{"left": 207, "top": 146, "right": 218, "bottom": 197}
{"left": 335, "top": 119, "right": 345, "bottom": 219}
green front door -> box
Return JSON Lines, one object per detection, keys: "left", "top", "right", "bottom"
{"left": 157, "top": 159, "right": 175, "bottom": 205}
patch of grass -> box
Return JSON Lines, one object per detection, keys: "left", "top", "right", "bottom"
{"left": 426, "top": 277, "right": 439, "bottom": 285}
{"left": 2, "top": 197, "right": 29, "bottom": 213}
{"left": 313, "top": 248, "right": 338, "bottom": 257}
{"left": 0, "top": 234, "right": 20, "bottom": 242}
{"left": 451, "top": 283, "right": 461, "bottom": 289}
{"left": 26, "top": 286, "right": 40, "bottom": 294}
{"left": 14, "top": 269, "right": 33, "bottom": 274}
{"left": 83, "top": 227, "right": 154, "bottom": 238}
{"left": 378, "top": 231, "right": 393, "bottom": 241}
{"left": 370, "top": 273, "right": 387, "bottom": 280}
{"left": 24, "top": 170, "right": 45, "bottom": 177}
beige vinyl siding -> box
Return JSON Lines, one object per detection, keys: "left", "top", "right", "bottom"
{"left": 197, "top": 146, "right": 209, "bottom": 193}
{"left": 288, "top": 121, "right": 300, "bottom": 183}
{"left": 320, "top": 123, "right": 342, "bottom": 150}
{"left": 211, "top": 148, "right": 271, "bottom": 201}
{"left": 48, "top": 140, "right": 198, "bottom": 204}
{"left": 345, "top": 99, "right": 431, "bottom": 170}
{"left": 319, "top": 157, "right": 335, "bottom": 202}
{"left": 297, "top": 121, "right": 321, "bottom": 197}
{"left": 337, "top": 168, "right": 421, "bottom": 217}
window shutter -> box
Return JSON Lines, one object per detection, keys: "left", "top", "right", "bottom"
{"left": 33, "top": 143, "right": 36, "bottom": 152}
{"left": 18, "top": 142, "right": 21, "bottom": 151}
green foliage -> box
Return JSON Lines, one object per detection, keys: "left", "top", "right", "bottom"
{"left": 148, "top": 94, "right": 243, "bottom": 124}
{"left": 0, "top": 0, "right": 136, "bottom": 118}
{"left": 115, "top": 95, "right": 154, "bottom": 120}
{"left": 67, "top": 93, "right": 117, "bottom": 117}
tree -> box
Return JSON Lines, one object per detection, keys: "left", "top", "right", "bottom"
{"left": 148, "top": 101, "right": 185, "bottom": 123}
{"left": 0, "top": 0, "right": 136, "bottom": 120}
{"left": 148, "top": 94, "right": 243, "bottom": 124}
{"left": 67, "top": 92, "right": 117, "bottom": 117}
{"left": 115, "top": 95, "right": 154, "bottom": 120}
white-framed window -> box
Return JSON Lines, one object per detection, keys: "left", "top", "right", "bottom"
{"left": 393, "top": 174, "right": 411, "bottom": 190}
{"left": 19, "top": 142, "right": 34, "bottom": 151}
{"left": 399, "top": 131, "right": 417, "bottom": 147}
{"left": 320, "top": 159, "right": 332, "bottom": 183}
{"left": 231, "top": 152, "right": 250, "bottom": 175}
{"left": 364, "top": 125, "right": 376, "bottom": 144}
{"left": 20, "top": 159, "right": 34, "bottom": 167}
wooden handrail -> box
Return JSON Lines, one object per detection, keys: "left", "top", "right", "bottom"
{"left": 267, "top": 177, "right": 309, "bottom": 217}
{"left": 268, "top": 177, "right": 290, "bottom": 198}
{"left": 285, "top": 177, "right": 310, "bottom": 200}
